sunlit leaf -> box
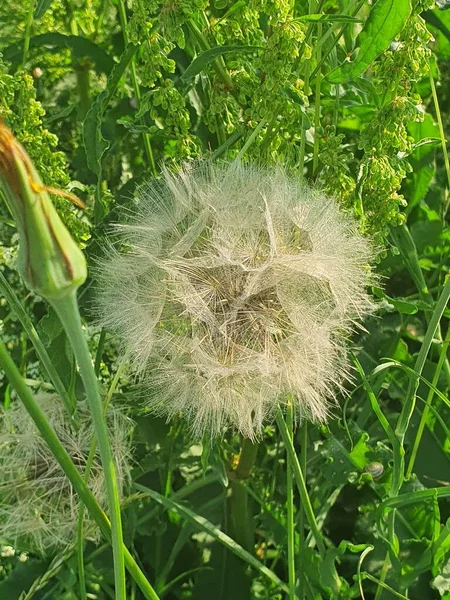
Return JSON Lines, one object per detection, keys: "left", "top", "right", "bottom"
{"left": 327, "top": 0, "right": 411, "bottom": 83}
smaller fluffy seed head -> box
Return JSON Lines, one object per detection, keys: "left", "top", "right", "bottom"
{"left": 0, "top": 394, "right": 132, "bottom": 553}
{"left": 96, "top": 162, "right": 375, "bottom": 439}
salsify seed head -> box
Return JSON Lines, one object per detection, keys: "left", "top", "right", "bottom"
{"left": 0, "top": 394, "right": 132, "bottom": 554}
{"left": 96, "top": 162, "right": 375, "bottom": 439}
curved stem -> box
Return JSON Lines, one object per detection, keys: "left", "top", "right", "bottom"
{"left": 0, "top": 337, "right": 160, "bottom": 600}
{"left": 50, "top": 292, "right": 126, "bottom": 600}
{"left": 77, "top": 360, "right": 126, "bottom": 599}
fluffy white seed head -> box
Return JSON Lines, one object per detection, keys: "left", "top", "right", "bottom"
{"left": 95, "top": 162, "right": 375, "bottom": 439}
{"left": 0, "top": 394, "right": 132, "bottom": 554}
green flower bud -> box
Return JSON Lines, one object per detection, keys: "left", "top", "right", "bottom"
{"left": 0, "top": 122, "right": 86, "bottom": 299}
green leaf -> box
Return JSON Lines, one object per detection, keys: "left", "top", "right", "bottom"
{"left": 327, "top": 0, "right": 412, "bottom": 84}
{"left": 33, "top": 0, "right": 54, "bottom": 19}
{"left": 3, "top": 33, "right": 114, "bottom": 74}
{"left": 134, "top": 484, "right": 289, "bottom": 594}
{"left": 181, "top": 46, "right": 259, "bottom": 81}
{"left": 411, "top": 137, "right": 441, "bottom": 151}
{"left": 377, "top": 487, "right": 450, "bottom": 520}
{"left": 411, "top": 220, "right": 443, "bottom": 255}
{"left": 45, "top": 104, "right": 75, "bottom": 124}
{"left": 372, "top": 287, "right": 419, "bottom": 315}
{"left": 296, "top": 13, "right": 363, "bottom": 23}
{"left": 83, "top": 44, "right": 137, "bottom": 178}
{"left": 38, "top": 308, "right": 75, "bottom": 392}
{"left": 0, "top": 558, "right": 50, "bottom": 599}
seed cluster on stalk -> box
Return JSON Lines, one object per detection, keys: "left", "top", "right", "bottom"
{"left": 96, "top": 162, "right": 375, "bottom": 439}
{"left": 0, "top": 394, "right": 131, "bottom": 553}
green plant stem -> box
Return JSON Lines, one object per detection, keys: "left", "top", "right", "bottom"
{"left": 309, "top": 0, "right": 365, "bottom": 80}
{"left": 391, "top": 274, "right": 450, "bottom": 501}
{"left": 236, "top": 117, "right": 267, "bottom": 160}
{"left": 390, "top": 224, "right": 450, "bottom": 387}
{"left": 65, "top": 3, "right": 91, "bottom": 119}
{"left": 395, "top": 274, "right": 450, "bottom": 443}
{"left": 298, "top": 420, "right": 307, "bottom": 600}
{"left": 50, "top": 292, "right": 126, "bottom": 600}
{"left": 429, "top": 65, "right": 450, "bottom": 210}
{"left": 0, "top": 336, "right": 160, "bottom": 600}
{"left": 276, "top": 409, "right": 325, "bottom": 557}
{"left": 374, "top": 552, "right": 391, "bottom": 600}
{"left": 94, "top": 328, "right": 107, "bottom": 375}
{"left": 406, "top": 324, "right": 450, "bottom": 479}
{"left": 312, "top": 21, "right": 322, "bottom": 175}
{"left": 0, "top": 271, "right": 78, "bottom": 425}
{"left": 286, "top": 403, "right": 296, "bottom": 600}
{"left": 75, "top": 66, "right": 91, "bottom": 120}
{"left": 229, "top": 437, "right": 259, "bottom": 552}
{"left": 77, "top": 362, "right": 125, "bottom": 600}
{"left": 363, "top": 573, "right": 409, "bottom": 600}
{"left": 188, "top": 20, "right": 233, "bottom": 89}
{"left": 298, "top": 3, "right": 314, "bottom": 174}
{"left": 22, "top": 0, "right": 34, "bottom": 67}
{"left": 116, "top": 0, "right": 156, "bottom": 175}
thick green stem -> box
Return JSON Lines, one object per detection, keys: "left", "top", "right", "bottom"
{"left": 77, "top": 359, "right": 126, "bottom": 599}
{"left": 75, "top": 66, "right": 91, "bottom": 120}
{"left": 0, "top": 337, "right": 160, "bottom": 600}
{"left": 229, "top": 437, "right": 259, "bottom": 551}
{"left": 50, "top": 292, "right": 126, "bottom": 600}
{"left": 65, "top": 3, "right": 91, "bottom": 120}
{"left": 22, "top": 0, "right": 34, "bottom": 67}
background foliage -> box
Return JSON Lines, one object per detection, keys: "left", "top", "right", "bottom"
{"left": 1, "top": 0, "right": 450, "bottom": 598}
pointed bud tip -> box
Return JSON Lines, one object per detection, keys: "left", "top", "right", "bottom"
{"left": 0, "top": 122, "right": 87, "bottom": 299}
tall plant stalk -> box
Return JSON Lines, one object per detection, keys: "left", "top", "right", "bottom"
{"left": 0, "top": 337, "right": 161, "bottom": 600}
{"left": 276, "top": 409, "right": 326, "bottom": 557}
{"left": 229, "top": 437, "right": 259, "bottom": 552}
{"left": 286, "top": 403, "right": 297, "bottom": 600}
{"left": 50, "top": 292, "right": 126, "bottom": 600}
